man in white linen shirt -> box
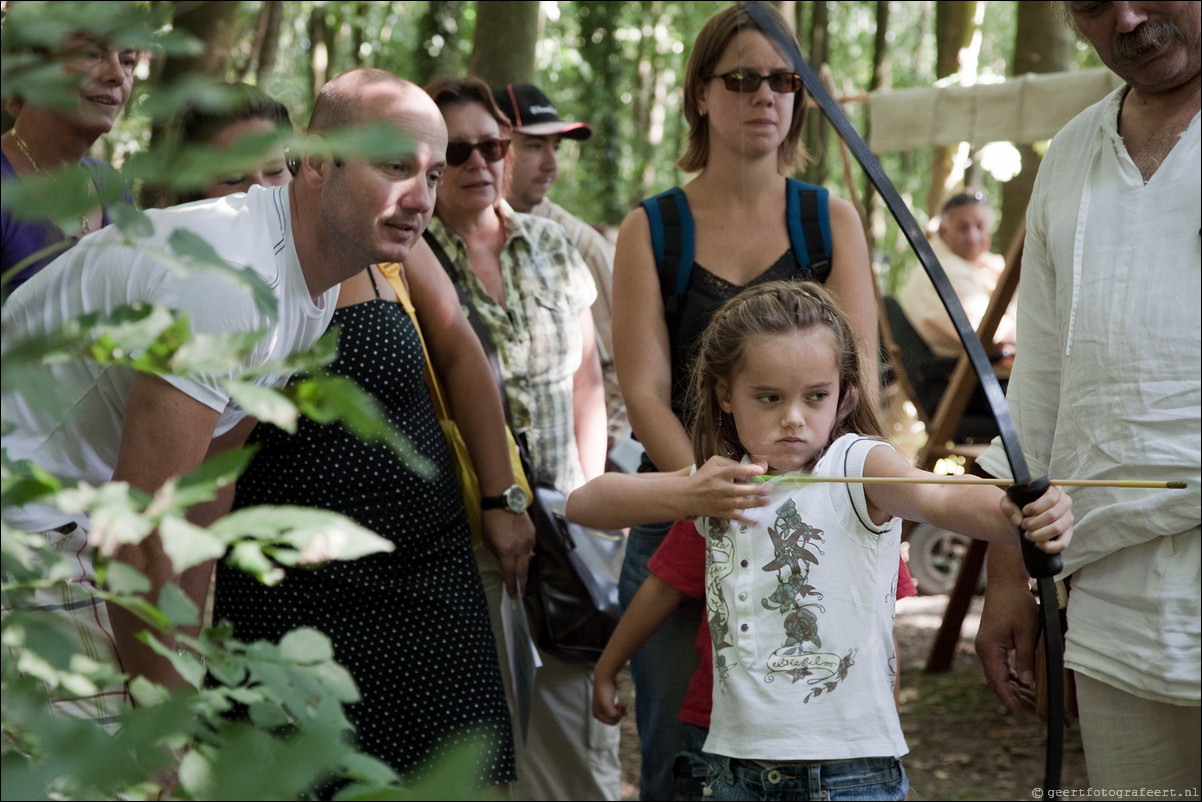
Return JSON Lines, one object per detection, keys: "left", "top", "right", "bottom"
{"left": 974, "top": 1, "right": 1200, "bottom": 792}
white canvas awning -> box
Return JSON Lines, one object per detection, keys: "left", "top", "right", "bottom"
{"left": 868, "top": 68, "right": 1124, "bottom": 153}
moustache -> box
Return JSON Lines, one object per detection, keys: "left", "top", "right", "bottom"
{"left": 1112, "top": 19, "right": 1182, "bottom": 62}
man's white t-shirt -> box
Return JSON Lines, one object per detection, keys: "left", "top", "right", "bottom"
{"left": 2, "top": 184, "right": 337, "bottom": 532}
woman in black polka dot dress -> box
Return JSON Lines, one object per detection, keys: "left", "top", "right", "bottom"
{"left": 214, "top": 265, "right": 516, "bottom": 790}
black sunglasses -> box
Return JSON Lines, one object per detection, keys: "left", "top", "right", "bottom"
{"left": 710, "top": 70, "right": 804, "bottom": 94}
{"left": 446, "top": 137, "right": 511, "bottom": 167}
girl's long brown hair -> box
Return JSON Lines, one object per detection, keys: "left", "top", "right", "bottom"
{"left": 688, "top": 280, "right": 887, "bottom": 472}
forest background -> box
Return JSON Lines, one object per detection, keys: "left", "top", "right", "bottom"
{"left": 9, "top": 0, "right": 1103, "bottom": 290}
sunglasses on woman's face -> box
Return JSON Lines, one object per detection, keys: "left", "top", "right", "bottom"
{"left": 710, "top": 70, "right": 803, "bottom": 94}
{"left": 445, "top": 137, "right": 511, "bottom": 167}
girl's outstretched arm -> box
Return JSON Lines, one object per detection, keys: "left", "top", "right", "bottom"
{"left": 861, "top": 445, "right": 1073, "bottom": 553}
{"left": 566, "top": 456, "right": 770, "bottom": 530}
{"left": 593, "top": 575, "right": 686, "bottom": 725}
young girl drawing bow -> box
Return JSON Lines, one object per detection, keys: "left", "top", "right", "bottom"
{"left": 568, "top": 281, "right": 1073, "bottom": 801}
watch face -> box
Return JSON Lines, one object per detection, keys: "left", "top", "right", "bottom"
{"left": 505, "top": 485, "right": 530, "bottom": 513}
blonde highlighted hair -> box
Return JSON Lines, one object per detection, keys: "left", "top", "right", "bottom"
{"left": 688, "top": 280, "right": 886, "bottom": 470}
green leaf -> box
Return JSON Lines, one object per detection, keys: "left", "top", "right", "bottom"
{"left": 290, "top": 375, "right": 436, "bottom": 480}
{"left": 246, "top": 700, "right": 291, "bottom": 730}
{"left": 278, "top": 628, "right": 334, "bottom": 664}
{"left": 1, "top": 164, "right": 122, "bottom": 231}
{"left": 158, "top": 515, "right": 226, "bottom": 575}
{"left": 100, "top": 561, "right": 152, "bottom": 596}
{"left": 227, "top": 380, "right": 300, "bottom": 432}
{"left": 300, "top": 122, "right": 417, "bottom": 166}
{"left": 55, "top": 482, "right": 153, "bottom": 557}
{"left": 174, "top": 445, "right": 257, "bottom": 508}
{"left": 168, "top": 329, "right": 264, "bottom": 375}
{"left": 177, "top": 749, "right": 213, "bottom": 797}
{"left": 155, "top": 580, "right": 200, "bottom": 630}
{"left": 127, "top": 674, "right": 170, "bottom": 707}
{"left": 138, "top": 637, "right": 204, "bottom": 690}
{"left": 167, "top": 229, "right": 279, "bottom": 320}
{"left": 96, "top": 589, "right": 171, "bottom": 631}
{"left": 84, "top": 302, "right": 186, "bottom": 368}
{"left": 213, "top": 506, "right": 394, "bottom": 565}
{"left": 0, "top": 458, "right": 64, "bottom": 510}
{"left": 107, "top": 203, "right": 154, "bottom": 239}
{"left": 224, "top": 541, "right": 285, "bottom": 586}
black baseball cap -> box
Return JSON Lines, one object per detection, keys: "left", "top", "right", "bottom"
{"left": 492, "top": 83, "right": 592, "bottom": 140}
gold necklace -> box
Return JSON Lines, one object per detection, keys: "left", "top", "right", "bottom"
{"left": 9, "top": 128, "right": 47, "bottom": 175}
{"left": 9, "top": 128, "right": 95, "bottom": 236}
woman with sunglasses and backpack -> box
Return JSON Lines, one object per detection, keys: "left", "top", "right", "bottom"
{"left": 610, "top": 5, "right": 887, "bottom": 799}
{"left": 418, "top": 75, "right": 617, "bottom": 801}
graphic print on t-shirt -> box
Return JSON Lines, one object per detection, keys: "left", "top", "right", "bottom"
{"left": 708, "top": 497, "right": 856, "bottom": 702}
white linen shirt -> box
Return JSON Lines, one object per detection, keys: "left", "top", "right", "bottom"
{"left": 978, "top": 87, "right": 1201, "bottom": 704}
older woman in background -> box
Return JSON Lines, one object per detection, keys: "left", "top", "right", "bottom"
{"left": 2, "top": 32, "right": 137, "bottom": 297}
{"left": 419, "top": 75, "right": 617, "bottom": 800}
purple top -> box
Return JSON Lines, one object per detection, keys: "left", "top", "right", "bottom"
{"left": 1, "top": 150, "right": 133, "bottom": 297}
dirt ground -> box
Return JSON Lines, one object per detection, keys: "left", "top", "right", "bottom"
{"left": 615, "top": 593, "right": 1088, "bottom": 801}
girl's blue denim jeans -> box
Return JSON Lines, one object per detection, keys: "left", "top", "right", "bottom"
{"left": 705, "top": 754, "right": 908, "bottom": 801}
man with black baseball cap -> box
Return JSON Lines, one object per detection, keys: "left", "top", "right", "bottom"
{"left": 493, "top": 83, "right": 628, "bottom": 454}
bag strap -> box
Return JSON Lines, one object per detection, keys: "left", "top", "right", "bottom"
{"left": 422, "top": 229, "right": 516, "bottom": 424}
{"left": 422, "top": 229, "right": 541, "bottom": 474}
{"left": 641, "top": 187, "right": 694, "bottom": 332}
{"left": 376, "top": 263, "right": 453, "bottom": 423}
{"left": 643, "top": 181, "right": 834, "bottom": 321}
{"left": 785, "top": 178, "right": 832, "bottom": 280}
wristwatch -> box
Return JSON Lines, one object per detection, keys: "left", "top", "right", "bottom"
{"left": 481, "top": 484, "right": 531, "bottom": 514}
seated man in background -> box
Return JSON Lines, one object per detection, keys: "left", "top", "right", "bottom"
{"left": 895, "top": 191, "right": 1014, "bottom": 431}
{"left": 898, "top": 191, "right": 1016, "bottom": 363}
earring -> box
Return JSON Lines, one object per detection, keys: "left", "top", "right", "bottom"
{"left": 716, "top": 409, "right": 723, "bottom": 429}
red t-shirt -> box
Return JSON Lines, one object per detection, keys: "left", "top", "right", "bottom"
{"left": 648, "top": 518, "right": 917, "bottom": 728}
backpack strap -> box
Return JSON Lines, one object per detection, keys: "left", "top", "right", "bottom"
{"left": 641, "top": 187, "right": 695, "bottom": 325}
{"left": 643, "top": 181, "right": 832, "bottom": 325}
{"left": 786, "top": 178, "right": 832, "bottom": 281}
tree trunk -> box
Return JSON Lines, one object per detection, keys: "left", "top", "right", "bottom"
{"left": 801, "top": 0, "right": 829, "bottom": 184}
{"left": 631, "top": 1, "right": 667, "bottom": 204}
{"left": 414, "top": 1, "right": 468, "bottom": 88}
{"left": 258, "top": 1, "right": 284, "bottom": 84}
{"left": 351, "top": 2, "right": 368, "bottom": 68}
{"left": 577, "top": 1, "right": 624, "bottom": 222}
{"left": 777, "top": 1, "right": 796, "bottom": 35}
{"left": 928, "top": 0, "right": 979, "bottom": 217}
{"left": 141, "top": 1, "right": 241, "bottom": 206}
{"left": 156, "top": 0, "right": 241, "bottom": 85}
{"left": 863, "top": 0, "right": 892, "bottom": 250}
{"left": 309, "top": 6, "right": 331, "bottom": 100}
{"left": 469, "top": 1, "right": 540, "bottom": 86}
{"left": 998, "top": 1, "right": 1074, "bottom": 251}
{"left": 236, "top": 1, "right": 284, "bottom": 85}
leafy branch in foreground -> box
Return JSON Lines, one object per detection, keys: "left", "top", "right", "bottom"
{"left": 2, "top": 284, "right": 440, "bottom": 800}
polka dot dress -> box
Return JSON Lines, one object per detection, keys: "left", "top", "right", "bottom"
{"left": 214, "top": 292, "right": 516, "bottom": 788}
